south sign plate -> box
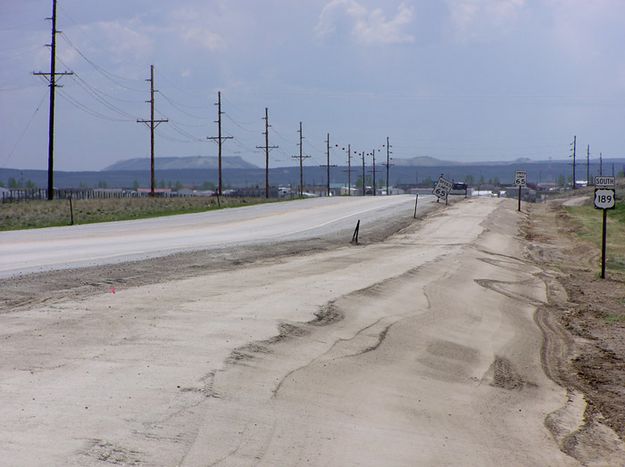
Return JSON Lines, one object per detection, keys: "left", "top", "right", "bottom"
{"left": 594, "top": 188, "right": 616, "bottom": 210}
{"left": 515, "top": 171, "right": 527, "bottom": 187}
{"left": 595, "top": 176, "right": 615, "bottom": 188}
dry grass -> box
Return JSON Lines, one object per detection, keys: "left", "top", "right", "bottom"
{"left": 0, "top": 196, "right": 276, "bottom": 231}
{"left": 565, "top": 197, "right": 625, "bottom": 275}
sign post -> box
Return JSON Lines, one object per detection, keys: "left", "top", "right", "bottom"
{"left": 594, "top": 176, "right": 616, "bottom": 279}
{"left": 514, "top": 170, "right": 527, "bottom": 212}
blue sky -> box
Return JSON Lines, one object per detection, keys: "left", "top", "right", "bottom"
{"left": 1, "top": 0, "right": 624, "bottom": 170}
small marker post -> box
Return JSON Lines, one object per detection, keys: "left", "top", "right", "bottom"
{"left": 413, "top": 193, "right": 419, "bottom": 218}
{"left": 69, "top": 195, "right": 74, "bottom": 225}
{"left": 351, "top": 219, "right": 360, "bottom": 244}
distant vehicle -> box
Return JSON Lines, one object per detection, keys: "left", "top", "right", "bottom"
{"left": 450, "top": 182, "right": 468, "bottom": 195}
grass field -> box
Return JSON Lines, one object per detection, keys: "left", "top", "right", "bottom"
{"left": 566, "top": 191, "right": 625, "bottom": 274}
{"left": 0, "top": 196, "right": 279, "bottom": 231}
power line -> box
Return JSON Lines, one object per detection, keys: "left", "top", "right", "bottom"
{"left": 2, "top": 91, "right": 48, "bottom": 167}
{"left": 59, "top": 32, "right": 144, "bottom": 92}
{"left": 158, "top": 91, "right": 213, "bottom": 120}
{"left": 57, "top": 88, "right": 132, "bottom": 122}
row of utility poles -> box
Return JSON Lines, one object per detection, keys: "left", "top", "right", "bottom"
{"left": 35, "top": 0, "right": 393, "bottom": 200}
{"left": 570, "top": 135, "right": 613, "bottom": 189}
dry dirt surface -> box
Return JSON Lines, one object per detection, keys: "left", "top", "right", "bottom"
{"left": 1, "top": 197, "right": 624, "bottom": 466}
{"left": 524, "top": 198, "right": 625, "bottom": 464}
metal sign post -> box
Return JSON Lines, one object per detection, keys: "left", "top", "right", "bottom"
{"left": 514, "top": 170, "right": 527, "bottom": 212}
{"left": 593, "top": 181, "right": 616, "bottom": 279}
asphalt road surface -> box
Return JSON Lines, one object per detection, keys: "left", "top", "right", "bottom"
{"left": 0, "top": 195, "right": 429, "bottom": 278}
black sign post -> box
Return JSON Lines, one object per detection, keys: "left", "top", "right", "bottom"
{"left": 515, "top": 170, "right": 527, "bottom": 212}
{"left": 594, "top": 185, "right": 616, "bottom": 279}
{"left": 601, "top": 208, "right": 608, "bottom": 279}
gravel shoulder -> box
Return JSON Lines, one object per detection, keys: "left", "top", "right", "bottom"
{"left": 524, "top": 198, "right": 625, "bottom": 462}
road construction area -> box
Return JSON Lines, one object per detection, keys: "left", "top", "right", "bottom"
{"left": 1, "top": 196, "right": 624, "bottom": 465}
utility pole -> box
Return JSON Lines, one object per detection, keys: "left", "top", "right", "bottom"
{"left": 291, "top": 122, "right": 310, "bottom": 197}
{"left": 137, "top": 65, "right": 168, "bottom": 196}
{"left": 346, "top": 144, "right": 352, "bottom": 196}
{"left": 33, "top": 0, "right": 73, "bottom": 200}
{"left": 600, "top": 152, "right": 603, "bottom": 176}
{"left": 256, "top": 107, "right": 278, "bottom": 198}
{"left": 320, "top": 133, "right": 336, "bottom": 196}
{"left": 586, "top": 144, "right": 590, "bottom": 186}
{"left": 361, "top": 151, "right": 366, "bottom": 196}
{"left": 570, "top": 135, "right": 577, "bottom": 190}
{"left": 207, "top": 91, "right": 233, "bottom": 196}
{"left": 384, "top": 136, "right": 392, "bottom": 195}
{"left": 371, "top": 149, "right": 377, "bottom": 196}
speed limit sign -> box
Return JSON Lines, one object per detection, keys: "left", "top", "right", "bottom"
{"left": 514, "top": 170, "right": 527, "bottom": 187}
{"left": 594, "top": 189, "right": 616, "bottom": 209}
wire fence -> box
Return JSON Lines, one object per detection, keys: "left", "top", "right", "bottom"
{"left": 0, "top": 189, "right": 196, "bottom": 203}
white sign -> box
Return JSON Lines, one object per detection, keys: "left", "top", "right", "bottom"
{"left": 514, "top": 170, "right": 527, "bottom": 187}
{"left": 433, "top": 176, "right": 453, "bottom": 199}
{"left": 594, "top": 188, "right": 616, "bottom": 209}
{"left": 595, "top": 176, "right": 615, "bottom": 188}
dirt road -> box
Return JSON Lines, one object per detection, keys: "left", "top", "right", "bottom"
{"left": 1, "top": 197, "right": 623, "bottom": 465}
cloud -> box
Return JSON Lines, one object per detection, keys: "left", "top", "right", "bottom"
{"left": 316, "top": 0, "right": 415, "bottom": 45}
{"left": 169, "top": 6, "right": 226, "bottom": 51}
{"left": 78, "top": 20, "right": 154, "bottom": 64}
{"left": 446, "top": 0, "right": 526, "bottom": 41}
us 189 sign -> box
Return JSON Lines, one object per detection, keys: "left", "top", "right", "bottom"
{"left": 594, "top": 188, "right": 616, "bottom": 210}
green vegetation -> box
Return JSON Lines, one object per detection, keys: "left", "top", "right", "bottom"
{"left": 603, "top": 314, "right": 625, "bottom": 325}
{"left": 566, "top": 200, "right": 625, "bottom": 274}
{"left": 0, "top": 196, "right": 280, "bottom": 231}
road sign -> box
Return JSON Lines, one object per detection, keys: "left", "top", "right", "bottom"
{"left": 594, "top": 188, "right": 616, "bottom": 210}
{"left": 595, "top": 176, "right": 615, "bottom": 188}
{"left": 514, "top": 170, "right": 527, "bottom": 187}
{"left": 432, "top": 176, "right": 452, "bottom": 199}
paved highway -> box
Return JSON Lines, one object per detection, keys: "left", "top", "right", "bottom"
{"left": 0, "top": 195, "right": 430, "bottom": 277}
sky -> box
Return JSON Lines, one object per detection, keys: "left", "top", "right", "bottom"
{"left": 1, "top": 0, "right": 625, "bottom": 171}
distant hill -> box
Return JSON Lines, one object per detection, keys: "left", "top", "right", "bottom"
{"left": 103, "top": 156, "right": 258, "bottom": 171}
{"left": 393, "top": 156, "right": 536, "bottom": 167}
{"left": 393, "top": 156, "right": 458, "bottom": 167}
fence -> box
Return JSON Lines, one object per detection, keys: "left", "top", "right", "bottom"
{"left": 0, "top": 189, "right": 192, "bottom": 203}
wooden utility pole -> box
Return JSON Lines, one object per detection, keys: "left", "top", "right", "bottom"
{"left": 361, "top": 151, "right": 366, "bottom": 196}
{"left": 291, "top": 122, "right": 310, "bottom": 197}
{"left": 586, "top": 144, "right": 590, "bottom": 186}
{"left": 137, "top": 65, "right": 168, "bottom": 196}
{"left": 347, "top": 144, "right": 352, "bottom": 196}
{"left": 33, "top": 0, "right": 73, "bottom": 200}
{"left": 384, "top": 136, "right": 392, "bottom": 195}
{"left": 600, "top": 152, "right": 603, "bottom": 176}
{"left": 371, "top": 149, "right": 377, "bottom": 196}
{"left": 326, "top": 134, "right": 331, "bottom": 196}
{"left": 208, "top": 91, "right": 232, "bottom": 196}
{"left": 571, "top": 135, "right": 577, "bottom": 190}
{"left": 256, "top": 108, "right": 278, "bottom": 198}
{"left": 320, "top": 133, "right": 336, "bottom": 196}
